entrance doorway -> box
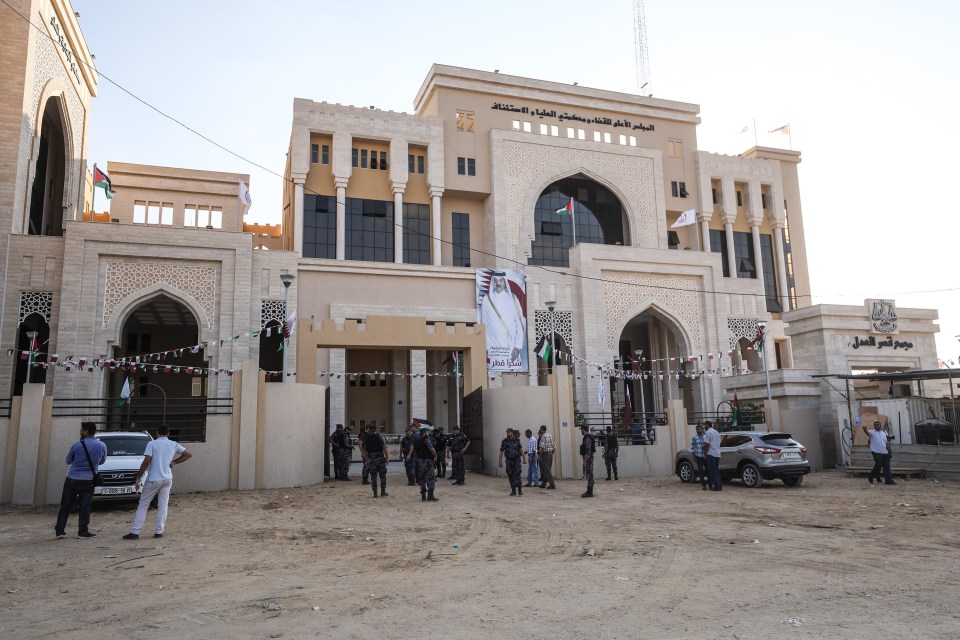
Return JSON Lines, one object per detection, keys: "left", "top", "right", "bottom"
{"left": 12, "top": 313, "right": 49, "bottom": 395}
{"left": 617, "top": 308, "right": 694, "bottom": 420}
{"left": 110, "top": 295, "right": 207, "bottom": 439}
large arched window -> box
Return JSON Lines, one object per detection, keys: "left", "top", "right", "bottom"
{"left": 28, "top": 98, "right": 67, "bottom": 237}
{"left": 530, "top": 176, "right": 627, "bottom": 267}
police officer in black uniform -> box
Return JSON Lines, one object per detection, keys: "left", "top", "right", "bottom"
{"left": 400, "top": 426, "right": 417, "bottom": 486}
{"left": 447, "top": 425, "right": 470, "bottom": 485}
{"left": 330, "top": 424, "right": 350, "bottom": 480}
{"left": 580, "top": 425, "right": 596, "bottom": 498}
{"left": 408, "top": 425, "right": 439, "bottom": 501}
{"left": 498, "top": 428, "right": 526, "bottom": 496}
{"left": 603, "top": 425, "right": 619, "bottom": 481}
{"left": 434, "top": 427, "right": 448, "bottom": 478}
{"left": 363, "top": 425, "right": 390, "bottom": 498}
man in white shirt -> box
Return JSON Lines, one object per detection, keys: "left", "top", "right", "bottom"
{"left": 862, "top": 420, "right": 895, "bottom": 485}
{"left": 703, "top": 421, "right": 722, "bottom": 491}
{"left": 123, "top": 425, "right": 192, "bottom": 540}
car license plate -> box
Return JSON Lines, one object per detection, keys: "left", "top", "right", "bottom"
{"left": 781, "top": 452, "right": 801, "bottom": 460}
{"left": 100, "top": 487, "right": 131, "bottom": 495}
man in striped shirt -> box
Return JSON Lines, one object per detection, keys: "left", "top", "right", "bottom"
{"left": 690, "top": 423, "right": 708, "bottom": 490}
{"left": 537, "top": 425, "right": 557, "bottom": 489}
{"left": 524, "top": 429, "right": 539, "bottom": 487}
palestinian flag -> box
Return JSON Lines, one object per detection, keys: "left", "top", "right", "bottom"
{"left": 119, "top": 377, "right": 131, "bottom": 406}
{"left": 93, "top": 164, "right": 116, "bottom": 199}
{"left": 555, "top": 197, "right": 574, "bottom": 216}
{"left": 752, "top": 327, "right": 764, "bottom": 353}
{"left": 535, "top": 336, "right": 552, "bottom": 362}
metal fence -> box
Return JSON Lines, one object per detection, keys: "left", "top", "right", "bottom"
{"left": 51, "top": 396, "right": 232, "bottom": 443}
{"left": 579, "top": 411, "right": 663, "bottom": 445}
{"left": 688, "top": 409, "right": 764, "bottom": 432}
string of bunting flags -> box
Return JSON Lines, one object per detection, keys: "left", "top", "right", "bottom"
{"left": 5, "top": 315, "right": 299, "bottom": 376}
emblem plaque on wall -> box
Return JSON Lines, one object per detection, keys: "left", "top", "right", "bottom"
{"left": 867, "top": 299, "right": 898, "bottom": 334}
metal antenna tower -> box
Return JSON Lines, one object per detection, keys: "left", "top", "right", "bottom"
{"left": 633, "top": 0, "right": 651, "bottom": 96}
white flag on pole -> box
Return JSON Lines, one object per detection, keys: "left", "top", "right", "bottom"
{"left": 238, "top": 179, "right": 252, "bottom": 215}
{"left": 672, "top": 209, "right": 697, "bottom": 228}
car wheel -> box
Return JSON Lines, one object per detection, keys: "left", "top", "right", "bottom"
{"left": 677, "top": 460, "right": 695, "bottom": 483}
{"left": 740, "top": 463, "right": 763, "bottom": 488}
{"left": 782, "top": 476, "right": 803, "bottom": 487}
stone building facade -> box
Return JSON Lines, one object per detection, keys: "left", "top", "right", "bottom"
{"left": 284, "top": 64, "right": 814, "bottom": 431}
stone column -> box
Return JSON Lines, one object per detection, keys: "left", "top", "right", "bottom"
{"left": 335, "top": 180, "right": 347, "bottom": 260}
{"left": 429, "top": 352, "right": 449, "bottom": 427}
{"left": 724, "top": 222, "right": 737, "bottom": 277}
{"left": 293, "top": 178, "right": 305, "bottom": 257}
{"left": 720, "top": 177, "right": 738, "bottom": 277}
{"left": 393, "top": 185, "right": 404, "bottom": 264}
{"left": 751, "top": 224, "right": 766, "bottom": 300}
{"left": 329, "top": 348, "right": 346, "bottom": 429}
{"left": 774, "top": 224, "right": 790, "bottom": 311}
{"left": 430, "top": 188, "right": 443, "bottom": 266}
{"left": 331, "top": 131, "right": 353, "bottom": 260}
{"left": 391, "top": 350, "right": 409, "bottom": 430}
{"left": 700, "top": 218, "right": 712, "bottom": 252}
{"left": 410, "top": 349, "right": 427, "bottom": 420}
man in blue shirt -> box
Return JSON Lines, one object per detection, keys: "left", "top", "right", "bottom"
{"left": 123, "top": 424, "right": 192, "bottom": 540}
{"left": 55, "top": 422, "right": 107, "bottom": 539}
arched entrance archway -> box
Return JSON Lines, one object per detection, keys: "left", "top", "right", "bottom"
{"left": 616, "top": 308, "right": 696, "bottom": 422}
{"left": 28, "top": 97, "right": 67, "bottom": 237}
{"left": 110, "top": 295, "right": 207, "bottom": 438}
{"left": 12, "top": 313, "right": 49, "bottom": 395}
{"left": 529, "top": 175, "right": 629, "bottom": 267}
{"left": 259, "top": 319, "right": 284, "bottom": 381}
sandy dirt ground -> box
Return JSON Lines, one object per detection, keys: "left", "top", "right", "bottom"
{"left": 2, "top": 466, "right": 959, "bottom": 640}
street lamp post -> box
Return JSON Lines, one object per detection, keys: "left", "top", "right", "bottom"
{"left": 138, "top": 382, "right": 168, "bottom": 426}
{"left": 544, "top": 300, "right": 557, "bottom": 371}
{"left": 25, "top": 330, "right": 37, "bottom": 384}
{"left": 757, "top": 320, "right": 772, "bottom": 402}
{"left": 280, "top": 273, "right": 295, "bottom": 383}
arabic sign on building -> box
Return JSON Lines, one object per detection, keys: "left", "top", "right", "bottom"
{"left": 849, "top": 335, "right": 914, "bottom": 351}
{"left": 867, "top": 299, "right": 898, "bottom": 334}
{"left": 491, "top": 103, "right": 655, "bottom": 132}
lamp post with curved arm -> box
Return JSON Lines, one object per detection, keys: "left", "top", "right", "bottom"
{"left": 137, "top": 382, "right": 167, "bottom": 426}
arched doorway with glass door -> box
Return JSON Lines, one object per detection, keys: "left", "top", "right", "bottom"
{"left": 615, "top": 307, "right": 697, "bottom": 439}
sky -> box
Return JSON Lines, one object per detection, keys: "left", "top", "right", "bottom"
{"left": 70, "top": 0, "right": 960, "bottom": 361}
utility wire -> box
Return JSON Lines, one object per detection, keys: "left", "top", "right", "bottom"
{"left": 6, "top": 0, "right": 957, "bottom": 304}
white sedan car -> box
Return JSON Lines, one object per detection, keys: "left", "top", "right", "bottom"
{"left": 93, "top": 431, "right": 153, "bottom": 500}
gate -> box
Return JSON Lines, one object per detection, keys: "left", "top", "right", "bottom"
{"left": 461, "top": 386, "right": 483, "bottom": 470}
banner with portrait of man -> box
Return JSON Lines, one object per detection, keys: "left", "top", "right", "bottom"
{"left": 476, "top": 269, "right": 528, "bottom": 372}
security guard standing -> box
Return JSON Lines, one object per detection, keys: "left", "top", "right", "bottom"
{"left": 603, "top": 425, "right": 619, "bottom": 481}
{"left": 447, "top": 426, "right": 470, "bottom": 485}
{"left": 498, "top": 428, "right": 526, "bottom": 496}
{"left": 330, "top": 424, "right": 351, "bottom": 480}
{"left": 580, "top": 425, "right": 596, "bottom": 498}
{"left": 408, "top": 425, "right": 439, "bottom": 501}
{"left": 400, "top": 426, "right": 417, "bottom": 486}
{"left": 363, "top": 425, "right": 390, "bottom": 498}
{"left": 434, "top": 427, "right": 448, "bottom": 478}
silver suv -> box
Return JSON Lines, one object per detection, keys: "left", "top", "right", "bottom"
{"left": 675, "top": 431, "right": 810, "bottom": 488}
{"left": 94, "top": 431, "right": 152, "bottom": 500}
